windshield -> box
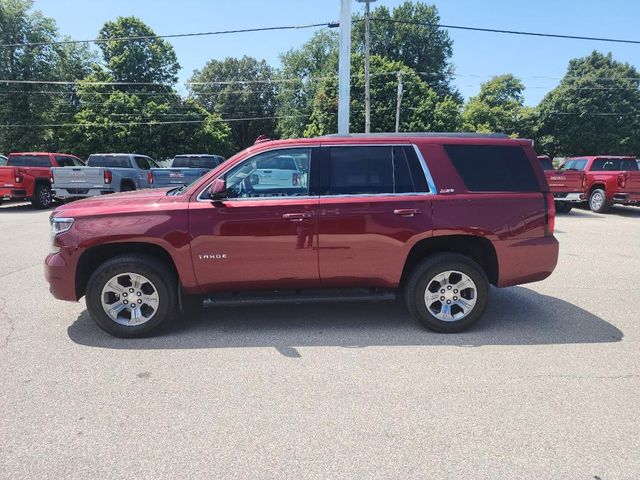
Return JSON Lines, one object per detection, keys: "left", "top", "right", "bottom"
{"left": 87, "top": 155, "right": 132, "bottom": 168}
{"left": 560, "top": 159, "right": 587, "bottom": 171}
{"left": 172, "top": 156, "right": 222, "bottom": 169}
{"left": 0, "top": 155, "right": 6, "bottom": 166}
{"left": 7, "top": 155, "right": 51, "bottom": 167}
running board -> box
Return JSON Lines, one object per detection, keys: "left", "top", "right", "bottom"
{"left": 203, "top": 288, "right": 396, "bottom": 307}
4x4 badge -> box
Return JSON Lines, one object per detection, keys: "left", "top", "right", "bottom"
{"left": 439, "top": 188, "right": 455, "bottom": 194}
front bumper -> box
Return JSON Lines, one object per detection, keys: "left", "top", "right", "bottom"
{"left": 52, "top": 187, "right": 114, "bottom": 199}
{"left": 44, "top": 251, "right": 78, "bottom": 301}
{"left": 553, "top": 192, "right": 584, "bottom": 202}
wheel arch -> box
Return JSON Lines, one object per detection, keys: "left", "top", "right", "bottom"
{"left": 400, "top": 235, "right": 499, "bottom": 288}
{"left": 75, "top": 242, "right": 178, "bottom": 299}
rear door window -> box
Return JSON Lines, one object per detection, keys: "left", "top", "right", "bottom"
{"left": 443, "top": 145, "right": 540, "bottom": 192}
{"left": 134, "top": 156, "right": 154, "bottom": 170}
{"left": 55, "top": 156, "right": 83, "bottom": 167}
{"left": 87, "top": 155, "right": 132, "bottom": 168}
{"left": 7, "top": 155, "right": 51, "bottom": 167}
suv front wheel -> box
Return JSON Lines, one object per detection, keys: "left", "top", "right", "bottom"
{"left": 405, "top": 253, "right": 489, "bottom": 333}
{"left": 86, "top": 255, "right": 176, "bottom": 337}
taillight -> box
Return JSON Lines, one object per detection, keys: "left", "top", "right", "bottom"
{"left": 292, "top": 173, "right": 299, "bottom": 186}
{"left": 14, "top": 168, "right": 24, "bottom": 183}
{"left": 582, "top": 173, "right": 587, "bottom": 189}
{"left": 147, "top": 171, "right": 153, "bottom": 185}
{"left": 103, "top": 170, "right": 112, "bottom": 184}
{"left": 544, "top": 192, "right": 555, "bottom": 237}
{"left": 618, "top": 173, "right": 626, "bottom": 189}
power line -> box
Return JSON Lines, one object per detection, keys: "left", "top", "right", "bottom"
{"left": 0, "top": 22, "right": 334, "bottom": 49}
{"left": 370, "top": 18, "right": 640, "bottom": 45}
{"left": 0, "top": 114, "right": 315, "bottom": 128}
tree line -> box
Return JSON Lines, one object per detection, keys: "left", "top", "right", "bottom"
{"left": 2, "top": 0, "right": 640, "bottom": 159}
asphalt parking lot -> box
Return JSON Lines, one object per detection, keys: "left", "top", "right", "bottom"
{"left": 1, "top": 202, "right": 639, "bottom": 479}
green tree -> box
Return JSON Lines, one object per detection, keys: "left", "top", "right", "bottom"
{"left": 276, "top": 30, "right": 338, "bottom": 138}
{"left": 97, "top": 16, "right": 179, "bottom": 84}
{"left": 537, "top": 51, "right": 640, "bottom": 156}
{"left": 189, "top": 56, "right": 278, "bottom": 151}
{"left": 67, "top": 18, "right": 230, "bottom": 158}
{"left": 305, "top": 54, "right": 461, "bottom": 136}
{"left": 352, "top": 1, "right": 457, "bottom": 98}
{"left": 462, "top": 74, "right": 533, "bottom": 137}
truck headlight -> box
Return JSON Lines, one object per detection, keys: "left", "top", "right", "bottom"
{"left": 50, "top": 217, "right": 74, "bottom": 253}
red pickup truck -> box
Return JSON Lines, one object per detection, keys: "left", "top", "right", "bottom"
{"left": 559, "top": 156, "right": 640, "bottom": 213}
{"left": 46, "top": 133, "right": 559, "bottom": 338}
{"left": 538, "top": 155, "right": 585, "bottom": 213}
{"left": 0, "top": 152, "right": 83, "bottom": 208}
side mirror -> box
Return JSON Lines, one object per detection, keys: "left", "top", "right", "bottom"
{"left": 209, "top": 178, "right": 227, "bottom": 200}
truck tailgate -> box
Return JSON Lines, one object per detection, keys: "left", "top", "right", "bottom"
{"left": 622, "top": 171, "right": 640, "bottom": 192}
{"left": 150, "top": 168, "right": 204, "bottom": 187}
{"left": 0, "top": 166, "right": 17, "bottom": 186}
{"left": 52, "top": 167, "right": 105, "bottom": 188}
{"left": 545, "top": 170, "right": 584, "bottom": 193}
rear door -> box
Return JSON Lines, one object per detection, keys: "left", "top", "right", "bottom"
{"left": 317, "top": 145, "right": 434, "bottom": 288}
{"left": 133, "top": 156, "right": 156, "bottom": 188}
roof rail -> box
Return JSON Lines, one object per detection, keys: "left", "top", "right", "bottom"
{"left": 321, "top": 132, "right": 511, "bottom": 139}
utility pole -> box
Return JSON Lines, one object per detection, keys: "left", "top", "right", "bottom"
{"left": 395, "top": 71, "right": 403, "bottom": 133}
{"left": 357, "top": 0, "right": 376, "bottom": 133}
{"left": 337, "top": 0, "right": 352, "bottom": 135}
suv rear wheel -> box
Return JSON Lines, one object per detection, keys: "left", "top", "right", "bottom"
{"left": 86, "top": 255, "right": 176, "bottom": 337}
{"left": 589, "top": 188, "right": 608, "bottom": 213}
{"left": 405, "top": 253, "right": 489, "bottom": 333}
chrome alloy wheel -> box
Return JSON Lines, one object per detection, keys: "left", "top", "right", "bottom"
{"left": 40, "top": 187, "right": 51, "bottom": 206}
{"left": 100, "top": 273, "right": 160, "bottom": 326}
{"left": 590, "top": 190, "right": 604, "bottom": 211}
{"left": 424, "top": 270, "right": 478, "bottom": 322}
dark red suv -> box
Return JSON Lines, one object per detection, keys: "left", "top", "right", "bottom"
{"left": 45, "top": 133, "right": 559, "bottom": 337}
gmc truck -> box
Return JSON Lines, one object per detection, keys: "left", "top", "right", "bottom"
{"left": 150, "top": 154, "right": 224, "bottom": 189}
{"left": 46, "top": 133, "right": 559, "bottom": 338}
{"left": 560, "top": 156, "right": 640, "bottom": 212}
{"left": 0, "top": 152, "right": 83, "bottom": 208}
{"left": 51, "top": 153, "right": 158, "bottom": 201}
{"left": 538, "top": 155, "right": 585, "bottom": 213}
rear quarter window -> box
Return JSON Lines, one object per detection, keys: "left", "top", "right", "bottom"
{"left": 87, "top": 156, "right": 132, "bottom": 168}
{"left": 444, "top": 145, "right": 540, "bottom": 192}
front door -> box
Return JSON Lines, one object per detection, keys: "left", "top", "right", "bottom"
{"left": 189, "top": 147, "right": 320, "bottom": 291}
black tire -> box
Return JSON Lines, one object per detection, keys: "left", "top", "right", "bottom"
{"left": 85, "top": 255, "right": 177, "bottom": 338}
{"left": 121, "top": 182, "right": 136, "bottom": 192}
{"left": 554, "top": 201, "right": 573, "bottom": 214}
{"left": 589, "top": 188, "right": 609, "bottom": 213}
{"left": 31, "top": 183, "right": 52, "bottom": 209}
{"left": 404, "top": 253, "right": 489, "bottom": 333}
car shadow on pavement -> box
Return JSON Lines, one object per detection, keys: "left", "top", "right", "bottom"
{"left": 67, "top": 286, "right": 622, "bottom": 353}
{"left": 605, "top": 206, "right": 640, "bottom": 218}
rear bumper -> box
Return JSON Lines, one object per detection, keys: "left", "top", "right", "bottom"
{"left": 52, "top": 187, "right": 114, "bottom": 199}
{"left": 496, "top": 236, "right": 559, "bottom": 288}
{"left": 553, "top": 192, "right": 584, "bottom": 202}
{"left": 0, "top": 187, "right": 28, "bottom": 200}
{"left": 44, "top": 251, "right": 78, "bottom": 301}
{"left": 612, "top": 192, "right": 640, "bottom": 204}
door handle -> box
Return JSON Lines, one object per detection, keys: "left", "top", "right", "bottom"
{"left": 393, "top": 208, "right": 422, "bottom": 217}
{"left": 282, "top": 212, "right": 313, "bottom": 221}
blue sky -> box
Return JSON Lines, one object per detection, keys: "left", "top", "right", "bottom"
{"left": 34, "top": 0, "right": 640, "bottom": 106}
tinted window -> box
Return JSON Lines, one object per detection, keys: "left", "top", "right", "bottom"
{"left": 444, "top": 145, "right": 540, "bottom": 192}
{"left": 620, "top": 159, "right": 639, "bottom": 171}
{"left": 7, "top": 155, "right": 51, "bottom": 167}
{"left": 539, "top": 157, "right": 553, "bottom": 171}
{"left": 325, "top": 146, "right": 393, "bottom": 195}
{"left": 55, "top": 155, "right": 83, "bottom": 167}
{"left": 172, "top": 156, "right": 222, "bottom": 169}
{"left": 588, "top": 158, "right": 638, "bottom": 171}
{"left": 87, "top": 155, "right": 132, "bottom": 168}
{"left": 134, "top": 156, "right": 156, "bottom": 170}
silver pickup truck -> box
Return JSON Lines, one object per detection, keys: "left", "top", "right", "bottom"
{"left": 150, "top": 154, "right": 224, "bottom": 188}
{"left": 51, "top": 153, "right": 158, "bottom": 200}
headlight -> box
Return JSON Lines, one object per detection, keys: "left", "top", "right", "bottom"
{"left": 51, "top": 217, "right": 74, "bottom": 235}
{"left": 50, "top": 217, "right": 74, "bottom": 253}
